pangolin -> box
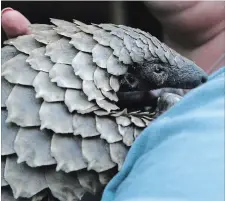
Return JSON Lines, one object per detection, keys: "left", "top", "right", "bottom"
{"left": 1, "top": 18, "right": 208, "bottom": 201}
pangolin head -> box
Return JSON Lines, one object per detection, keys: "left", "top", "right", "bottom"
{"left": 119, "top": 36, "right": 207, "bottom": 92}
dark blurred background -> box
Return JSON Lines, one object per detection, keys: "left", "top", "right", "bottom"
{"left": 1, "top": 1, "right": 162, "bottom": 45}
{"left": 1, "top": 1, "right": 162, "bottom": 201}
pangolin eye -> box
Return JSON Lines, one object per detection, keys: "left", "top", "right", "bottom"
{"left": 154, "top": 67, "right": 164, "bottom": 74}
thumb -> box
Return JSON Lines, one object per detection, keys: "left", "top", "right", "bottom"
{"left": 1, "top": 8, "right": 31, "bottom": 38}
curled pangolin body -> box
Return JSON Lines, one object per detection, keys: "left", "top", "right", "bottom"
{"left": 1, "top": 18, "right": 199, "bottom": 201}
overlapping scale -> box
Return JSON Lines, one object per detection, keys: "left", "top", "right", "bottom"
{"left": 45, "top": 38, "right": 78, "bottom": 65}
{"left": 33, "top": 72, "right": 65, "bottom": 102}
{"left": 32, "top": 29, "right": 61, "bottom": 45}
{"left": 77, "top": 171, "right": 101, "bottom": 194}
{"left": 4, "top": 35, "right": 43, "bottom": 54}
{"left": 70, "top": 32, "right": 97, "bottom": 53}
{"left": 82, "top": 80, "right": 105, "bottom": 101}
{"left": 109, "top": 142, "right": 128, "bottom": 170}
{"left": 2, "top": 54, "right": 38, "bottom": 86}
{"left": 50, "top": 18, "right": 81, "bottom": 38}
{"left": 93, "top": 29, "right": 112, "bottom": 46}
{"left": 73, "top": 114, "right": 100, "bottom": 138}
{"left": 1, "top": 156, "right": 8, "bottom": 186}
{"left": 96, "top": 116, "right": 122, "bottom": 143}
{"left": 49, "top": 63, "right": 82, "bottom": 89}
{"left": 14, "top": 128, "right": 56, "bottom": 167}
{"left": 101, "top": 90, "right": 118, "bottom": 102}
{"left": 5, "top": 156, "right": 47, "bottom": 199}
{"left": 72, "top": 51, "right": 96, "bottom": 81}
{"left": 1, "top": 110, "right": 18, "bottom": 156}
{"left": 82, "top": 138, "right": 116, "bottom": 172}
{"left": 92, "top": 44, "right": 112, "bottom": 69}
{"left": 45, "top": 168, "right": 85, "bottom": 201}
{"left": 93, "top": 67, "right": 112, "bottom": 91}
{"left": 118, "top": 125, "right": 135, "bottom": 146}
{"left": 109, "top": 76, "right": 120, "bottom": 92}
{"left": 65, "top": 89, "right": 96, "bottom": 113}
{"left": 39, "top": 102, "right": 73, "bottom": 133}
{"left": 6, "top": 86, "right": 42, "bottom": 127}
{"left": 26, "top": 47, "right": 54, "bottom": 72}
{"left": 1, "top": 46, "right": 19, "bottom": 65}
{"left": 51, "top": 135, "right": 87, "bottom": 172}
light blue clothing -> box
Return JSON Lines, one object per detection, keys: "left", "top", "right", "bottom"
{"left": 102, "top": 67, "right": 225, "bottom": 201}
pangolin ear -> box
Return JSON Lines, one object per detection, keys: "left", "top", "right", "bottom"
{"left": 123, "top": 73, "right": 140, "bottom": 89}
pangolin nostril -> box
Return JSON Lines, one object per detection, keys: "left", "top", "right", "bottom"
{"left": 201, "top": 76, "right": 208, "bottom": 84}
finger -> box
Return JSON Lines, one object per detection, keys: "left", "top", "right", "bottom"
{"left": 1, "top": 7, "right": 31, "bottom": 38}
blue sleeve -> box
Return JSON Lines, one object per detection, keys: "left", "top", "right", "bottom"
{"left": 101, "top": 67, "right": 225, "bottom": 201}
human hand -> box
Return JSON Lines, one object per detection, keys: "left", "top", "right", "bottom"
{"left": 145, "top": 1, "right": 225, "bottom": 74}
{"left": 1, "top": 7, "right": 31, "bottom": 38}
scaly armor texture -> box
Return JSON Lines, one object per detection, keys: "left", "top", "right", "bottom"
{"left": 1, "top": 18, "right": 207, "bottom": 201}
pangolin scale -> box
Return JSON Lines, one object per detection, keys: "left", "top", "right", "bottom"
{"left": 1, "top": 18, "right": 207, "bottom": 201}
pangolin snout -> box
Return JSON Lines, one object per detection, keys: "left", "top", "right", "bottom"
{"left": 191, "top": 71, "right": 208, "bottom": 88}
{"left": 201, "top": 75, "right": 208, "bottom": 84}
{"left": 174, "top": 63, "right": 208, "bottom": 89}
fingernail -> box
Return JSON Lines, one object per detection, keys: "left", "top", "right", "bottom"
{"left": 1, "top": 7, "right": 14, "bottom": 16}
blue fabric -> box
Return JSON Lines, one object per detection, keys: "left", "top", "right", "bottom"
{"left": 102, "top": 67, "right": 225, "bottom": 201}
